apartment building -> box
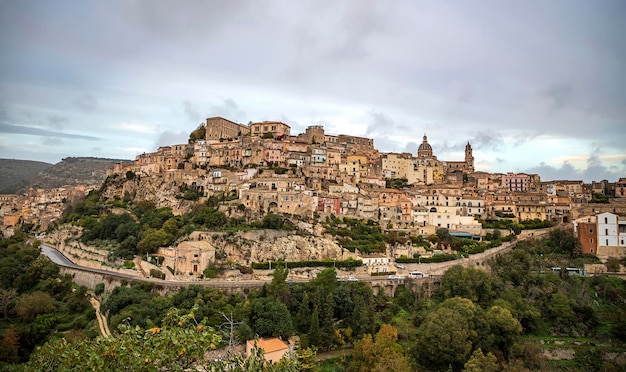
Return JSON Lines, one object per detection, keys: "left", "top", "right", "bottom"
{"left": 575, "top": 212, "right": 626, "bottom": 259}
{"left": 501, "top": 173, "right": 532, "bottom": 192}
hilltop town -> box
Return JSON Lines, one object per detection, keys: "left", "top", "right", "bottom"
{"left": 1, "top": 116, "right": 625, "bottom": 267}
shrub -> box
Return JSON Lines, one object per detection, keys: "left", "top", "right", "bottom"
{"left": 94, "top": 283, "right": 105, "bottom": 296}
{"left": 149, "top": 269, "right": 166, "bottom": 279}
{"left": 251, "top": 258, "right": 363, "bottom": 270}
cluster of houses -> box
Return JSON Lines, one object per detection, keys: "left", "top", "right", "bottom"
{"left": 0, "top": 185, "right": 92, "bottom": 235}
{"left": 2, "top": 116, "right": 626, "bottom": 261}
{"left": 107, "top": 117, "right": 626, "bottom": 237}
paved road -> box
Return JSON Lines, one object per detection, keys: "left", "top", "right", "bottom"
{"left": 41, "top": 227, "right": 552, "bottom": 289}
{"left": 41, "top": 245, "right": 79, "bottom": 268}
{"left": 40, "top": 245, "right": 273, "bottom": 289}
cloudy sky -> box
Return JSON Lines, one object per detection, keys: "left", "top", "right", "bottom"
{"left": 0, "top": 0, "right": 624, "bottom": 182}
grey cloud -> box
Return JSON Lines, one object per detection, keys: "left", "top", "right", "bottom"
{"left": 523, "top": 161, "right": 579, "bottom": 181}
{"left": 541, "top": 83, "right": 576, "bottom": 113}
{"left": 512, "top": 132, "right": 539, "bottom": 147}
{"left": 0, "top": 123, "right": 100, "bottom": 141}
{"left": 436, "top": 130, "right": 500, "bottom": 154}
{"left": 47, "top": 115, "right": 68, "bottom": 130}
{"left": 326, "top": 0, "right": 391, "bottom": 61}
{"left": 183, "top": 101, "right": 201, "bottom": 123}
{"left": 374, "top": 137, "right": 403, "bottom": 153}
{"left": 496, "top": 157, "right": 506, "bottom": 163}
{"left": 524, "top": 152, "right": 626, "bottom": 182}
{"left": 470, "top": 131, "right": 502, "bottom": 152}
{"left": 116, "top": 0, "right": 259, "bottom": 48}
{"left": 403, "top": 141, "right": 419, "bottom": 154}
{"left": 366, "top": 110, "right": 395, "bottom": 137}
{"left": 155, "top": 130, "right": 188, "bottom": 148}
{"left": 0, "top": 102, "right": 7, "bottom": 122}
{"left": 457, "top": 87, "right": 473, "bottom": 104}
{"left": 42, "top": 137, "right": 64, "bottom": 146}
{"left": 278, "top": 114, "right": 305, "bottom": 135}
{"left": 209, "top": 99, "right": 246, "bottom": 122}
{"left": 74, "top": 94, "right": 98, "bottom": 112}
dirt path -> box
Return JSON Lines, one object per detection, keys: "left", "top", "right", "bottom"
{"left": 316, "top": 348, "right": 352, "bottom": 360}
{"left": 89, "top": 297, "right": 111, "bottom": 339}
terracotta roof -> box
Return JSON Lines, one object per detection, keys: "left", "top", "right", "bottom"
{"left": 247, "top": 338, "right": 289, "bottom": 353}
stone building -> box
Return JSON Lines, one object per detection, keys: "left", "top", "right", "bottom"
{"left": 157, "top": 241, "right": 215, "bottom": 276}
{"left": 250, "top": 121, "right": 290, "bottom": 138}
{"left": 205, "top": 116, "right": 250, "bottom": 141}
{"left": 616, "top": 178, "right": 626, "bottom": 197}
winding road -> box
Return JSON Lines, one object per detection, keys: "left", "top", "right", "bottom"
{"left": 40, "top": 228, "right": 553, "bottom": 291}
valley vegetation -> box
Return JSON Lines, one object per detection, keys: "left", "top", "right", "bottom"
{"left": 1, "top": 223, "right": 626, "bottom": 370}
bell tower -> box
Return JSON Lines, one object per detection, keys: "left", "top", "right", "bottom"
{"left": 465, "top": 141, "right": 474, "bottom": 172}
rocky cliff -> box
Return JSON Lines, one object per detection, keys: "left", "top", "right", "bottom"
{"left": 101, "top": 174, "right": 197, "bottom": 215}
{"left": 209, "top": 224, "right": 356, "bottom": 265}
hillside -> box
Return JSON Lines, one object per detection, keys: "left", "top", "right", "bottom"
{"left": 0, "top": 159, "right": 53, "bottom": 193}
{"left": 23, "top": 157, "right": 129, "bottom": 190}
{"left": 1, "top": 157, "right": 128, "bottom": 194}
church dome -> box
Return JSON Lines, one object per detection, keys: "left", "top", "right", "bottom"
{"left": 418, "top": 134, "right": 433, "bottom": 157}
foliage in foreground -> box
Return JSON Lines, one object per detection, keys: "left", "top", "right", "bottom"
{"left": 20, "top": 306, "right": 298, "bottom": 372}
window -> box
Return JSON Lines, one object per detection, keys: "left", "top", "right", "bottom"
{"left": 606, "top": 239, "right": 609, "bottom": 246}
{"left": 590, "top": 238, "right": 593, "bottom": 243}
{"left": 606, "top": 229, "right": 609, "bottom": 235}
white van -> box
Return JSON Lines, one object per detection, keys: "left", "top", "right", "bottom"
{"left": 408, "top": 271, "right": 425, "bottom": 278}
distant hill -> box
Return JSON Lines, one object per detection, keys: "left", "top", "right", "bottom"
{"left": 0, "top": 159, "right": 53, "bottom": 193}
{"left": 0, "top": 157, "right": 131, "bottom": 193}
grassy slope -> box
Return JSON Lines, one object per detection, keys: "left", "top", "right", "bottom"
{"left": 0, "top": 159, "right": 53, "bottom": 193}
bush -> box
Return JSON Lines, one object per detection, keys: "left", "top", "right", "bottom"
{"left": 149, "top": 269, "right": 166, "bottom": 279}
{"left": 123, "top": 260, "right": 135, "bottom": 269}
{"left": 251, "top": 258, "right": 363, "bottom": 270}
{"left": 396, "top": 254, "right": 457, "bottom": 264}
{"left": 94, "top": 283, "right": 105, "bottom": 296}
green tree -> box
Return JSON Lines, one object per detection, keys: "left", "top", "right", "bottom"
{"left": 16, "top": 291, "right": 55, "bottom": 321}
{"left": 436, "top": 227, "right": 451, "bottom": 242}
{"left": 0, "top": 325, "right": 20, "bottom": 364}
{"left": 439, "top": 265, "right": 495, "bottom": 307}
{"left": 137, "top": 228, "right": 172, "bottom": 254}
{"left": 295, "top": 347, "right": 319, "bottom": 372}
{"left": 606, "top": 257, "right": 621, "bottom": 272}
{"left": 261, "top": 213, "right": 284, "bottom": 229}
{"left": 348, "top": 324, "right": 411, "bottom": 372}
{"left": 248, "top": 297, "right": 294, "bottom": 339}
{"left": 265, "top": 267, "right": 291, "bottom": 305}
{"left": 485, "top": 305, "right": 522, "bottom": 358}
{"left": 415, "top": 298, "right": 483, "bottom": 371}
{"left": 463, "top": 348, "right": 499, "bottom": 372}
{"left": 544, "top": 228, "right": 582, "bottom": 257}
{"left": 0, "top": 288, "right": 17, "bottom": 318}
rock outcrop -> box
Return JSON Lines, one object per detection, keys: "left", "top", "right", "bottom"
{"left": 101, "top": 174, "right": 197, "bottom": 215}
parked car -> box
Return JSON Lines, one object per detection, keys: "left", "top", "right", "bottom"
{"left": 348, "top": 276, "right": 359, "bottom": 281}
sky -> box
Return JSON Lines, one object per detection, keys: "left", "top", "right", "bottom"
{"left": 0, "top": 0, "right": 624, "bottom": 182}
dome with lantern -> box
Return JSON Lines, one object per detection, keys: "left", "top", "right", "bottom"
{"left": 418, "top": 134, "right": 433, "bottom": 157}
